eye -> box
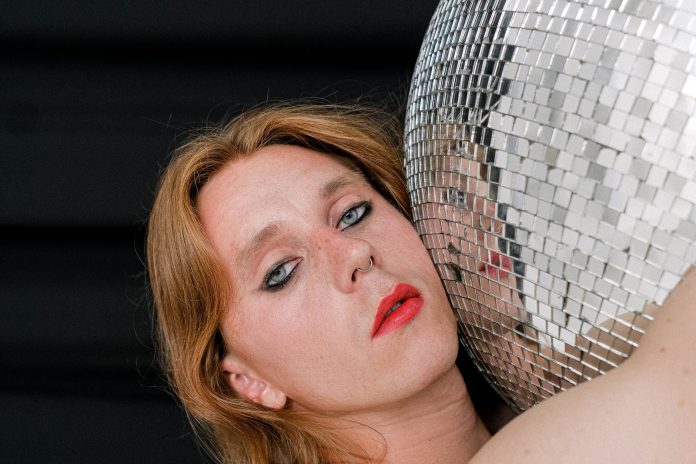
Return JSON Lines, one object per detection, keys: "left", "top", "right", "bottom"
{"left": 338, "top": 201, "right": 372, "bottom": 230}
{"left": 264, "top": 258, "right": 301, "bottom": 290}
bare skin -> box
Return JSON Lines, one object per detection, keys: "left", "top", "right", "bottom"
{"left": 199, "top": 145, "right": 695, "bottom": 463}
{"left": 340, "top": 366, "right": 490, "bottom": 463}
{"left": 471, "top": 266, "right": 696, "bottom": 463}
{"left": 199, "top": 146, "right": 490, "bottom": 463}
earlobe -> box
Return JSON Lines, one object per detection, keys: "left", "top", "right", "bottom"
{"left": 221, "top": 355, "right": 287, "bottom": 410}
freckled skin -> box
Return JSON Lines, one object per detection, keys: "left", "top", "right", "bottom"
{"left": 198, "top": 145, "right": 459, "bottom": 414}
{"left": 196, "top": 144, "right": 696, "bottom": 463}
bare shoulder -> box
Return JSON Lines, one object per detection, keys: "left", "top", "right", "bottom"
{"left": 469, "top": 268, "right": 696, "bottom": 464}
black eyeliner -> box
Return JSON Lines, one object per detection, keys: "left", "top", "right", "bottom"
{"left": 262, "top": 201, "right": 372, "bottom": 292}
{"left": 262, "top": 260, "right": 298, "bottom": 291}
{"left": 339, "top": 200, "right": 372, "bottom": 228}
{"left": 360, "top": 201, "right": 373, "bottom": 223}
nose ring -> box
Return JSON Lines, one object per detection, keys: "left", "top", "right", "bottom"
{"left": 356, "top": 257, "right": 373, "bottom": 273}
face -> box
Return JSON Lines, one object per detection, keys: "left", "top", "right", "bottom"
{"left": 198, "top": 145, "right": 457, "bottom": 414}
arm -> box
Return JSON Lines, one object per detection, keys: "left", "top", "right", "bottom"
{"left": 470, "top": 267, "right": 696, "bottom": 463}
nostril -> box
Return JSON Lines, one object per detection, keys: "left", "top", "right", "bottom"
{"left": 353, "top": 256, "right": 373, "bottom": 282}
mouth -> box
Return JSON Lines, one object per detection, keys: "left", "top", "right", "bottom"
{"left": 478, "top": 251, "right": 512, "bottom": 280}
{"left": 371, "top": 283, "right": 424, "bottom": 338}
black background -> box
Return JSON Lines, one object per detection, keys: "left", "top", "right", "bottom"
{"left": 1, "top": 2, "right": 444, "bottom": 463}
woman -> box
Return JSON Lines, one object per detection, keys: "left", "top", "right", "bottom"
{"left": 147, "top": 102, "right": 696, "bottom": 463}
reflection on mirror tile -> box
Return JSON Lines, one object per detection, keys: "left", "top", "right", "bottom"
{"left": 405, "top": 0, "right": 696, "bottom": 412}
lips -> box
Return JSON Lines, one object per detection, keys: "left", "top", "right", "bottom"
{"left": 371, "top": 283, "right": 424, "bottom": 338}
{"left": 478, "top": 251, "right": 512, "bottom": 279}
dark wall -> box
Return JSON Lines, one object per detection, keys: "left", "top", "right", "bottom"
{"left": 1, "top": 2, "right": 440, "bottom": 463}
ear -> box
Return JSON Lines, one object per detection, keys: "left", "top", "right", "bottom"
{"left": 221, "top": 354, "right": 287, "bottom": 410}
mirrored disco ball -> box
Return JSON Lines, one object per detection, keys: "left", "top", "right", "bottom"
{"left": 405, "top": 0, "right": 696, "bottom": 412}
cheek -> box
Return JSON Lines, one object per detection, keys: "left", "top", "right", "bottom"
{"left": 392, "top": 221, "right": 446, "bottom": 292}
{"left": 381, "top": 217, "right": 456, "bottom": 325}
{"left": 382, "top": 214, "right": 427, "bottom": 256}
{"left": 224, "top": 291, "right": 349, "bottom": 382}
{"left": 224, "top": 303, "right": 305, "bottom": 361}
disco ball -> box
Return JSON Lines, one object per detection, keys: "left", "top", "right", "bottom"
{"left": 405, "top": 0, "right": 696, "bottom": 412}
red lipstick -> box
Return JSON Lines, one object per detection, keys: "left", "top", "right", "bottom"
{"left": 371, "top": 283, "right": 424, "bottom": 338}
{"left": 478, "top": 251, "right": 512, "bottom": 279}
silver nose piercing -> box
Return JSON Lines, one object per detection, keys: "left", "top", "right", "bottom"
{"left": 356, "top": 257, "right": 373, "bottom": 273}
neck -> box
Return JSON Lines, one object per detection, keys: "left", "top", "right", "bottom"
{"left": 336, "top": 365, "right": 490, "bottom": 463}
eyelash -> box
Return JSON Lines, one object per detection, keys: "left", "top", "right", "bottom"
{"left": 337, "top": 200, "right": 372, "bottom": 230}
{"left": 262, "top": 200, "right": 373, "bottom": 291}
{"left": 263, "top": 258, "right": 300, "bottom": 291}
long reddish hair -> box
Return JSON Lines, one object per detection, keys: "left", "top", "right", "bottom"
{"left": 146, "top": 102, "right": 408, "bottom": 463}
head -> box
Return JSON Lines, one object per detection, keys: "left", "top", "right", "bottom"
{"left": 147, "top": 102, "right": 458, "bottom": 463}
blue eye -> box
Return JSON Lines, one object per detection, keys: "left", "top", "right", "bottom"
{"left": 338, "top": 201, "right": 372, "bottom": 230}
{"left": 264, "top": 258, "right": 300, "bottom": 290}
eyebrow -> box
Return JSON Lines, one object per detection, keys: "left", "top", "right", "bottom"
{"left": 235, "top": 171, "right": 367, "bottom": 272}
{"left": 236, "top": 223, "right": 282, "bottom": 270}
{"left": 320, "top": 170, "right": 366, "bottom": 200}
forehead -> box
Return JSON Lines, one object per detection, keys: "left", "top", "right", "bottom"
{"left": 197, "top": 145, "right": 366, "bottom": 251}
{"left": 205, "top": 145, "right": 360, "bottom": 194}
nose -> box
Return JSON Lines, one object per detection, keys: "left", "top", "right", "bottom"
{"left": 313, "top": 228, "right": 376, "bottom": 292}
